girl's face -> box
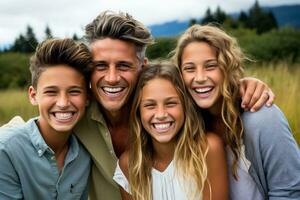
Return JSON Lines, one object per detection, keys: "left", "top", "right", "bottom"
{"left": 181, "top": 41, "right": 224, "bottom": 114}
{"left": 139, "top": 78, "right": 184, "bottom": 146}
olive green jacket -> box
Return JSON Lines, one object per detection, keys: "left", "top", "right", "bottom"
{"left": 74, "top": 100, "right": 121, "bottom": 200}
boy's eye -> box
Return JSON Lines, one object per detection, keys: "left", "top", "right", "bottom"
{"left": 44, "top": 91, "right": 56, "bottom": 96}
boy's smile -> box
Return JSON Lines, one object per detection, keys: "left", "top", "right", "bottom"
{"left": 29, "top": 65, "right": 87, "bottom": 135}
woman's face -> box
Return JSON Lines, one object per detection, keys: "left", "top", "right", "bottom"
{"left": 180, "top": 41, "right": 224, "bottom": 114}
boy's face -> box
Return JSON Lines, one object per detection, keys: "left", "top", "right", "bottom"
{"left": 90, "top": 38, "right": 144, "bottom": 114}
{"left": 29, "top": 65, "right": 88, "bottom": 134}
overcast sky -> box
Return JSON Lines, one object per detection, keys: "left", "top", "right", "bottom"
{"left": 0, "top": 0, "right": 299, "bottom": 47}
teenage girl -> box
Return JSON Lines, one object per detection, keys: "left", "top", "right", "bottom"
{"left": 114, "top": 63, "right": 228, "bottom": 200}
{"left": 172, "top": 24, "right": 300, "bottom": 199}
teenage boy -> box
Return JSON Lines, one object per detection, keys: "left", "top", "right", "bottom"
{"left": 0, "top": 38, "right": 92, "bottom": 199}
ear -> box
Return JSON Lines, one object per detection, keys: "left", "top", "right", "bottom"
{"left": 142, "top": 57, "right": 148, "bottom": 67}
{"left": 28, "top": 86, "right": 38, "bottom": 105}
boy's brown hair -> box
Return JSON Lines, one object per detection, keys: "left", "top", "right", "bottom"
{"left": 30, "top": 38, "right": 93, "bottom": 88}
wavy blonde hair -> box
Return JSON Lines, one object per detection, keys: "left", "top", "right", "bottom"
{"left": 129, "top": 62, "right": 209, "bottom": 200}
{"left": 172, "top": 24, "right": 246, "bottom": 179}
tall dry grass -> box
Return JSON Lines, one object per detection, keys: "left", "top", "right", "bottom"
{"left": 0, "top": 89, "right": 38, "bottom": 125}
{"left": 245, "top": 62, "right": 300, "bottom": 144}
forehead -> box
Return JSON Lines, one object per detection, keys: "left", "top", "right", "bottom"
{"left": 141, "top": 78, "right": 179, "bottom": 100}
{"left": 182, "top": 41, "right": 217, "bottom": 59}
{"left": 90, "top": 38, "right": 139, "bottom": 63}
{"left": 37, "top": 65, "right": 85, "bottom": 88}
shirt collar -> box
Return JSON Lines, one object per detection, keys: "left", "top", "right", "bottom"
{"left": 27, "top": 118, "right": 80, "bottom": 159}
{"left": 88, "top": 99, "right": 107, "bottom": 125}
{"left": 27, "top": 118, "right": 50, "bottom": 157}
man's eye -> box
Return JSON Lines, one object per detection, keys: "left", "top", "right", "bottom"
{"left": 118, "top": 64, "right": 131, "bottom": 71}
{"left": 94, "top": 64, "right": 107, "bottom": 70}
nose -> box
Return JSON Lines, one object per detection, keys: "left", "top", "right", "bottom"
{"left": 56, "top": 93, "right": 69, "bottom": 109}
{"left": 195, "top": 67, "right": 207, "bottom": 83}
{"left": 105, "top": 66, "right": 120, "bottom": 84}
{"left": 155, "top": 105, "right": 168, "bottom": 120}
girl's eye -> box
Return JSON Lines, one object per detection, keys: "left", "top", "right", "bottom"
{"left": 143, "top": 104, "right": 155, "bottom": 109}
{"left": 182, "top": 66, "right": 195, "bottom": 72}
{"left": 166, "top": 102, "right": 178, "bottom": 107}
{"left": 206, "top": 63, "right": 218, "bottom": 70}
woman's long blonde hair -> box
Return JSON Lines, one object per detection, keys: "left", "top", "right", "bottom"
{"left": 172, "top": 24, "right": 246, "bottom": 179}
{"left": 129, "top": 62, "right": 209, "bottom": 200}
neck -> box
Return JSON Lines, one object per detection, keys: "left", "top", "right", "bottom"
{"left": 152, "top": 140, "right": 175, "bottom": 165}
{"left": 36, "top": 119, "right": 70, "bottom": 154}
{"left": 103, "top": 106, "right": 130, "bottom": 128}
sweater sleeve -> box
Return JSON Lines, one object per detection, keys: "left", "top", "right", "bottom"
{"left": 243, "top": 105, "right": 300, "bottom": 199}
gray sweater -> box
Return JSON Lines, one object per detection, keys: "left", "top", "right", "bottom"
{"left": 243, "top": 105, "right": 300, "bottom": 199}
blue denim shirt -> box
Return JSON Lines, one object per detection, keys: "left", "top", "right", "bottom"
{"left": 0, "top": 118, "right": 91, "bottom": 200}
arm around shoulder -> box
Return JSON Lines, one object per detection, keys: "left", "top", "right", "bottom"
{"left": 203, "top": 132, "right": 228, "bottom": 200}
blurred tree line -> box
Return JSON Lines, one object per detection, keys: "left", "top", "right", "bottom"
{"left": 0, "top": 0, "right": 299, "bottom": 89}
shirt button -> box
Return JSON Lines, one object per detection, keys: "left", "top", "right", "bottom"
{"left": 38, "top": 149, "right": 42, "bottom": 155}
{"left": 51, "top": 156, "right": 55, "bottom": 160}
{"left": 110, "top": 150, "right": 114, "bottom": 155}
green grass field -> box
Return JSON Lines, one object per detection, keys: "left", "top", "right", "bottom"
{"left": 0, "top": 63, "right": 299, "bottom": 145}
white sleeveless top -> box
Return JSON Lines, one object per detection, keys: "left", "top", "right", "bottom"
{"left": 113, "top": 160, "right": 201, "bottom": 200}
{"left": 227, "top": 144, "right": 264, "bottom": 200}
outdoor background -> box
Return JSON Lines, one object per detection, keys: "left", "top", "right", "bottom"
{"left": 0, "top": 0, "right": 299, "bottom": 145}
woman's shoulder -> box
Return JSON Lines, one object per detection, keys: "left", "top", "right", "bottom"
{"left": 205, "top": 132, "right": 225, "bottom": 155}
{"left": 242, "top": 104, "right": 286, "bottom": 125}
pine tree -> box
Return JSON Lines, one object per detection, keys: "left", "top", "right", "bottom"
{"left": 45, "top": 25, "right": 53, "bottom": 39}
{"left": 201, "top": 8, "right": 215, "bottom": 24}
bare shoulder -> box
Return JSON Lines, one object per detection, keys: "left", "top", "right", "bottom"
{"left": 206, "top": 132, "right": 225, "bottom": 154}
{"left": 119, "top": 149, "right": 130, "bottom": 178}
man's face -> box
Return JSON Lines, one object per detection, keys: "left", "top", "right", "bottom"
{"left": 90, "top": 38, "right": 142, "bottom": 113}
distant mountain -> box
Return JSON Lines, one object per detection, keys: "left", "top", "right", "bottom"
{"left": 148, "top": 4, "right": 300, "bottom": 37}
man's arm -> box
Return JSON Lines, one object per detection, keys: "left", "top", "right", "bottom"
{"left": 239, "top": 77, "right": 275, "bottom": 112}
{"left": 243, "top": 105, "right": 300, "bottom": 199}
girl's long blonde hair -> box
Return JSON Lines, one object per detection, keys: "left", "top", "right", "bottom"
{"left": 129, "top": 62, "right": 209, "bottom": 200}
{"left": 172, "top": 24, "right": 246, "bottom": 179}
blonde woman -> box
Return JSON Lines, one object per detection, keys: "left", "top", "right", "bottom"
{"left": 172, "top": 24, "right": 300, "bottom": 199}
{"left": 113, "top": 63, "right": 228, "bottom": 200}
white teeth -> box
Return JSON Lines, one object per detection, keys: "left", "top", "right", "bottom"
{"left": 103, "top": 87, "right": 123, "bottom": 93}
{"left": 195, "top": 87, "right": 212, "bottom": 93}
{"left": 54, "top": 112, "right": 73, "bottom": 120}
{"left": 154, "top": 123, "right": 171, "bottom": 130}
